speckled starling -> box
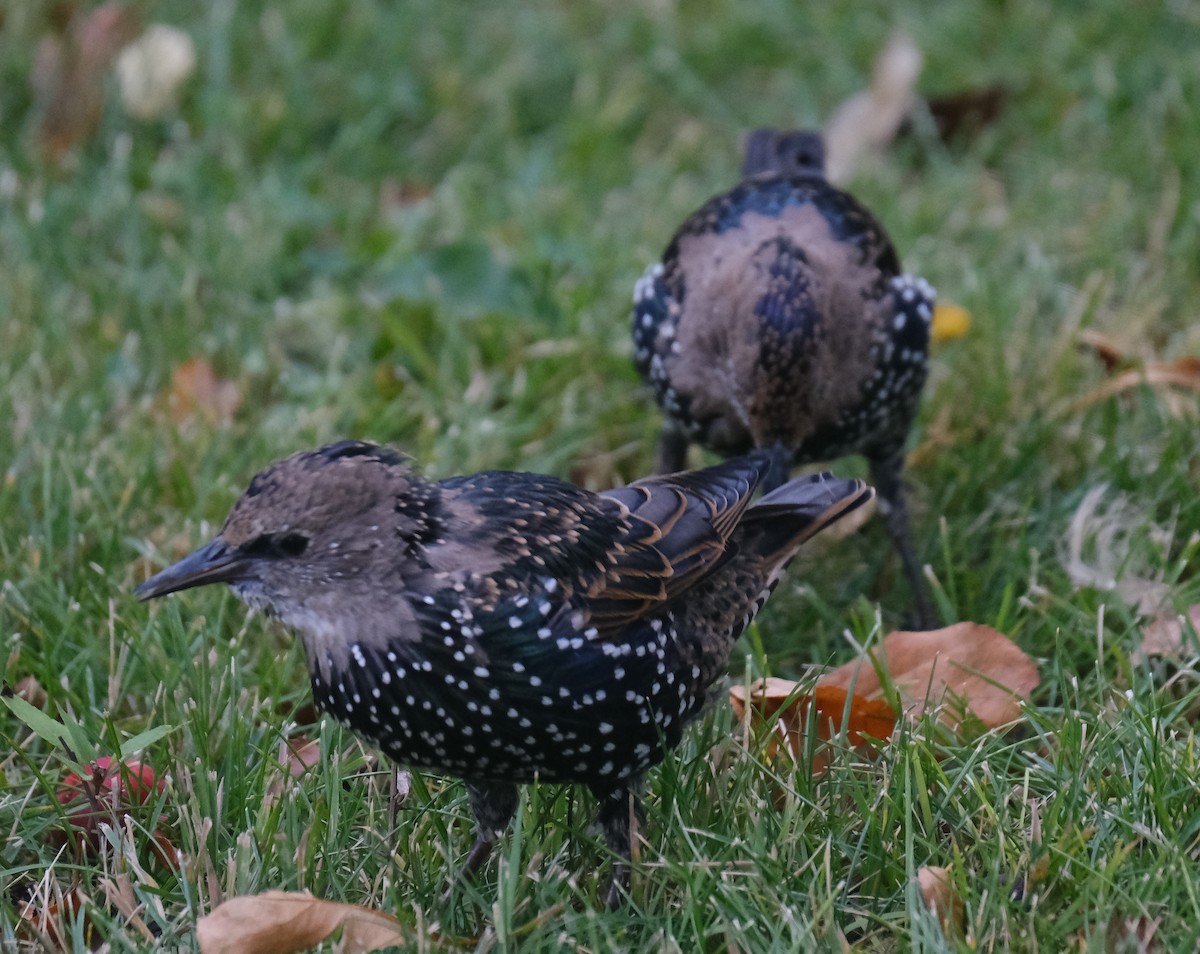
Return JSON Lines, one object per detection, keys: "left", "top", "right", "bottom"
{"left": 632, "top": 127, "right": 937, "bottom": 626}
{"left": 136, "top": 441, "right": 871, "bottom": 906}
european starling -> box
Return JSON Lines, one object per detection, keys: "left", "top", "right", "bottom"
{"left": 136, "top": 441, "right": 871, "bottom": 906}
{"left": 632, "top": 127, "right": 936, "bottom": 626}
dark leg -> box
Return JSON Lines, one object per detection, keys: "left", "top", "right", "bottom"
{"left": 658, "top": 425, "right": 689, "bottom": 474}
{"left": 869, "top": 451, "right": 936, "bottom": 630}
{"left": 459, "top": 781, "right": 519, "bottom": 881}
{"left": 590, "top": 781, "right": 645, "bottom": 909}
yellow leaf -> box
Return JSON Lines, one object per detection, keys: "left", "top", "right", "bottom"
{"left": 931, "top": 302, "right": 971, "bottom": 343}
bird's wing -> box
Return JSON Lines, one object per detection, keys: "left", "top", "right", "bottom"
{"left": 429, "top": 456, "right": 768, "bottom": 644}
{"left": 584, "top": 453, "right": 767, "bottom": 632}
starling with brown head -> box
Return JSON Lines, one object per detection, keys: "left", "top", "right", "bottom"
{"left": 632, "top": 127, "right": 936, "bottom": 626}
{"left": 136, "top": 441, "right": 871, "bottom": 906}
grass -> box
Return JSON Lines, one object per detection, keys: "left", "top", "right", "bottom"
{"left": 3, "top": 0, "right": 1200, "bottom": 949}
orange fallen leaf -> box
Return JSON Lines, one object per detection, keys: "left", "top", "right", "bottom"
{"left": 18, "top": 886, "right": 98, "bottom": 951}
{"left": 819, "top": 623, "right": 1039, "bottom": 730}
{"left": 730, "top": 678, "right": 896, "bottom": 775}
{"left": 917, "top": 865, "right": 964, "bottom": 937}
{"left": 1137, "top": 605, "right": 1200, "bottom": 663}
{"left": 931, "top": 302, "right": 971, "bottom": 344}
{"left": 196, "top": 891, "right": 407, "bottom": 954}
{"left": 166, "top": 357, "right": 242, "bottom": 427}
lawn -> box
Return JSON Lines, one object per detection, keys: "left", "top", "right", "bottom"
{"left": 2, "top": 0, "right": 1200, "bottom": 950}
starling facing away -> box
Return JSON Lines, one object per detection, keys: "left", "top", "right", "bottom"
{"left": 632, "top": 127, "right": 937, "bottom": 626}
{"left": 136, "top": 441, "right": 871, "bottom": 906}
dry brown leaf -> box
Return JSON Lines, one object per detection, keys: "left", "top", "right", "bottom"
{"left": 166, "top": 357, "right": 242, "bottom": 427}
{"left": 824, "top": 33, "right": 923, "bottom": 183}
{"left": 1078, "top": 329, "right": 1132, "bottom": 373}
{"left": 18, "top": 886, "right": 98, "bottom": 951}
{"left": 917, "top": 865, "right": 965, "bottom": 936}
{"left": 1068, "top": 356, "right": 1200, "bottom": 417}
{"left": 923, "top": 84, "right": 1008, "bottom": 143}
{"left": 263, "top": 736, "right": 321, "bottom": 809}
{"left": 34, "top": 3, "right": 141, "bottom": 160}
{"left": 13, "top": 675, "right": 48, "bottom": 708}
{"left": 196, "top": 891, "right": 407, "bottom": 954}
{"left": 1137, "top": 605, "right": 1200, "bottom": 663}
{"left": 282, "top": 737, "right": 322, "bottom": 777}
{"left": 1104, "top": 914, "right": 1162, "bottom": 954}
{"left": 730, "top": 678, "right": 896, "bottom": 775}
{"left": 819, "top": 623, "right": 1039, "bottom": 730}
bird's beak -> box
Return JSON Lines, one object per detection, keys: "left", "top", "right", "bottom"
{"left": 135, "top": 537, "right": 247, "bottom": 601}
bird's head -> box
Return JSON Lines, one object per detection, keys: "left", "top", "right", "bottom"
{"left": 741, "top": 128, "right": 826, "bottom": 179}
{"left": 135, "top": 442, "right": 432, "bottom": 617}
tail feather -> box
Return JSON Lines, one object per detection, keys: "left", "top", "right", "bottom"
{"left": 739, "top": 471, "right": 874, "bottom": 560}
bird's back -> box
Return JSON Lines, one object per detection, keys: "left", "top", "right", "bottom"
{"left": 633, "top": 173, "right": 932, "bottom": 466}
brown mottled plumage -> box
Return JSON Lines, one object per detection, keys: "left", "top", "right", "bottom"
{"left": 136, "top": 441, "right": 872, "bottom": 906}
{"left": 633, "top": 127, "right": 936, "bottom": 625}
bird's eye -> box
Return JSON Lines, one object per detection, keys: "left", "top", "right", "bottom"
{"left": 242, "top": 533, "right": 309, "bottom": 558}
{"left": 277, "top": 533, "right": 309, "bottom": 557}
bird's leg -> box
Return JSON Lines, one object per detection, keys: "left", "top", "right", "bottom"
{"left": 869, "top": 450, "right": 936, "bottom": 629}
{"left": 657, "top": 424, "right": 690, "bottom": 474}
{"left": 449, "top": 781, "right": 519, "bottom": 892}
{"left": 591, "top": 781, "right": 645, "bottom": 909}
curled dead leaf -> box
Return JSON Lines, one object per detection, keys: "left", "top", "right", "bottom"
{"left": 824, "top": 33, "right": 923, "bottom": 183}
{"left": 1137, "top": 605, "right": 1200, "bottom": 664}
{"left": 819, "top": 623, "right": 1039, "bottom": 730}
{"left": 1068, "top": 355, "right": 1200, "bottom": 418}
{"left": 196, "top": 890, "right": 407, "bottom": 954}
{"left": 917, "top": 865, "right": 965, "bottom": 937}
{"left": 730, "top": 677, "right": 896, "bottom": 775}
